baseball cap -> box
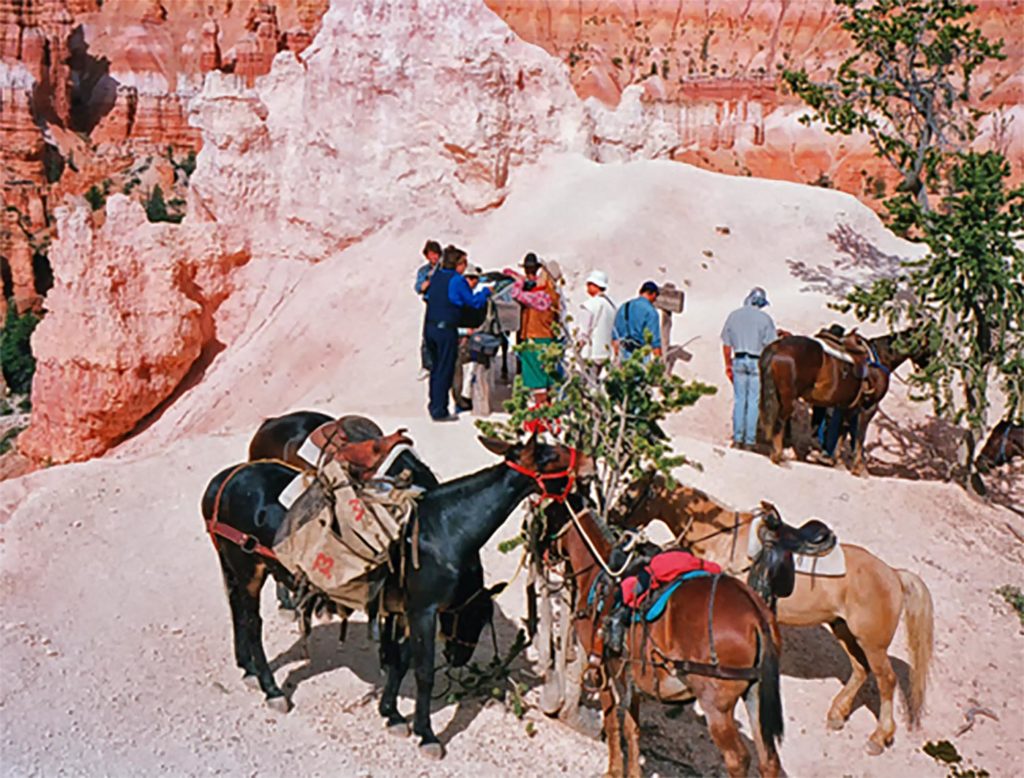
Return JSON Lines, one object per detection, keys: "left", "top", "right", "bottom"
{"left": 640, "top": 280, "right": 659, "bottom": 295}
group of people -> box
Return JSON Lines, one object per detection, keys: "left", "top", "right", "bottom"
{"left": 413, "top": 240, "right": 668, "bottom": 422}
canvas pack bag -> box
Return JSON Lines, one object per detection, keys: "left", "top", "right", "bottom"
{"left": 273, "top": 459, "right": 413, "bottom": 612}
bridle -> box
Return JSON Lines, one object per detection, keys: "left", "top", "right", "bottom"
{"left": 505, "top": 447, "right": 579, "bottom": 503}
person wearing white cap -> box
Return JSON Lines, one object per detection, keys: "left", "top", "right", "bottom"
{"left": 578, "top": 269, "right": 616, "bottom": 372}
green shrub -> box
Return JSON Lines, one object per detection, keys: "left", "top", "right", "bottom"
{"left": 144, "top": 185, "right": 183, "bottom": 224}
{"left": 1, "top": 302, "right": 40, "bottom": 396}
{"left": 0, "top": 426, "right": 23, "bottom": 455}
{"left": 997, "top": 585, "right": 1024, "bottom": 627}
{"left": 84, "top": 184, "right": 105, "bottom": 211}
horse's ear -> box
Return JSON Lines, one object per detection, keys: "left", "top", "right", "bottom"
{"left": 759, "top": 500, "right": 779, "bottom": 515}
{"left": 478, "top": 436, "right": 514, "bottom": 457}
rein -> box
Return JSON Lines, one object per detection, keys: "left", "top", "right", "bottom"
{"left": 564, "top": 499, "right": 639, "bottom": 580}
{"left": 207, "top": 458, "right": 306, "bottom": 561}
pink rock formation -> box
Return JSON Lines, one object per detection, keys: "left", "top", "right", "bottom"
{"left": 0, "top": 0, "right": 329, "bottom": 309}
{"left": 487, "top": 0, "right": 1023, "bottom": 191}
{"left": 187, "top": 0, "right": 582, "bottom": 261}
{"left": 19, "top": 195, "right": 248, "bottom": 463}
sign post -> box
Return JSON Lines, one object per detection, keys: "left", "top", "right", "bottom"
{"left": 654, "top": 282, "right": 685, "bottom": 371}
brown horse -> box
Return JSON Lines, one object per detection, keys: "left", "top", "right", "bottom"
{"left": 615, "top": 473, "right": 934, "bottom": 755}
{"left": 546, "top": 501, "right": 784, "bottom": 778}
{"left": 759, "top": 328, "right": 931, "bottom": 474}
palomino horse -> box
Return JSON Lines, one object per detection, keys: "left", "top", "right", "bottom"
{"left": 616, "top": 473, "right": 934, "bottom": 755}
{"left": 759, "top": 328, "right": 932, "bottom": 474}
{"left": 545, "top": 500, "right": 784, "bottom": 778}
{"left": 202, "top": 434, "right": 591, "bottom": 757}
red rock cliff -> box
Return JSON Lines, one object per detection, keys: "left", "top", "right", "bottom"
{"left": 486, "top": 0, "right": 1023, "bottom": 193}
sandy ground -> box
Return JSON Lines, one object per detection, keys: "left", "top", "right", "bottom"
{"left": 2, "top": 155, "right": 1022, "bottom": 776}
{"left": 1, "top": 417, "right": 1021, "bottom": 777}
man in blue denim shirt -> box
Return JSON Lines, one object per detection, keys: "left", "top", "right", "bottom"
{"left": 612, "top": 281, "right": 662, "bottom": 361}
{"left": 414, "top": 240, "right": 442, "bottom": 378}
{"left": 721, "top": 286, "right": 777, "bottom": 449}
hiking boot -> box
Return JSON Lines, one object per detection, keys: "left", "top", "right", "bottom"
{"left": 431, "top": 413, "right": 459, "bottom": 423}
{"left": 603, "top": 606, "right": 632, "bottom": 656}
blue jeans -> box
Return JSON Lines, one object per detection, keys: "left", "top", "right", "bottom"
{"left": 732, "top": 356, "right": 759, "bottom": 445}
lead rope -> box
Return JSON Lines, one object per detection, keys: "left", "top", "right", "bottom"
{"left": 564, "top": 499, "right": 639, "bottom": 579}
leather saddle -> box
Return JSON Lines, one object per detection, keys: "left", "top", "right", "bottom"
{"left": 308, "top": 425, "right": 414, "bottom": 481}
{"left": 758, "top": 501, "right": 836, "bottom": 557}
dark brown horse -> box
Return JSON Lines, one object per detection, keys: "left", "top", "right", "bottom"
{"left": 976, "top": 419, "right": 1024, "bottom": 471}
{"left": 545, "top": 501, "right": 784, "bottom": 778}
{"left": 759, "top": 328, "right": 931, "bottom": 474}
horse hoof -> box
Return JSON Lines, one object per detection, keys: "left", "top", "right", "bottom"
{"left": 242, "top": 674, "right": 260, "bottom": 691}
{"left": 266, "top": 696, "right": 290, "bottom": 714}
{"left": 419, "top": 742, "right": 445, "bottom": 760}
{"left": 865, "top": 740, "right": 885, "bottom": 756}
{"left": 826, "top": 717, "right": 845, "bottom": 731}
{"left": 539, "top": 681, "right": 565, "bottom": 716}
{"left": 386, "top": 721, "right": 410, "bottom": 738}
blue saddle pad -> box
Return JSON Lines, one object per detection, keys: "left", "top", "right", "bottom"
{"left": 637, "top": 570, "right": 712, "bottom": 623}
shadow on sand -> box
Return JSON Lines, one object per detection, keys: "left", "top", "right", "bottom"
{"left": 267, "top": 601, "right": 531, "bottom": 749}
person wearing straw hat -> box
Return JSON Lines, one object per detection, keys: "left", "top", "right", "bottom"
{"left": 510, "top": 252, "right": 560, "bottom": 403}
{"left": 578, "top": 269, "right": 616, "bottom": 375}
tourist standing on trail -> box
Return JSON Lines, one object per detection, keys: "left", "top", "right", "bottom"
{"left": 578, "top": 269, "right": 616, "bottom": 374}
{"left": 510, "top": 253, "right": 560, "bottom": 404}
{"left": 612, "top": 281, "right": 662, "bottom": 361}
{"left": 423, "top": 246, "right": 491, "bottom": 422}
{"left": 414, "top": 240, "right": 442, "bottom": 380}
{"left": 721, "top": 286, "right": 777, "bottom": 449}
{"left": 452, "top": 264, "right": 485, "bottom": 412}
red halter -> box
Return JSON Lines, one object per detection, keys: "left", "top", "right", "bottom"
{"left": 505, "top": 448, "right": 578, "bottom": 504}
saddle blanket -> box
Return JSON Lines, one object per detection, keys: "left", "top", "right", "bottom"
{"left": 622, "top": 550, "right": 722, "bottom": 608}
{"left": 637, "top": 571, "right": 713, "bottom": 623}
{"left": 813, "top": 336, "right": 855, "bottom": 364}
{"left": 747, "top": 515, "right": 846, "bottom": 577}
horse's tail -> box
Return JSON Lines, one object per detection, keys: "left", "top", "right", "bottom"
{"left": 897, "top": 569, "right": 934, "bottom": 727}
{"left": 736, "top": 579, "right": 784, "bottom": 748}
{"left": 759, "top": 346, "right": 781, "bottom": 442}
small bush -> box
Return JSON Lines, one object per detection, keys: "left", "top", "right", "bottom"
{"left": 0, "top": 425, "right": 23, "bottom": 455}
{"left": 0, "top": 302, "right": 40, "bottom": 396}
{"left": 924, "top": 740, "right": 990, "bottom": 778}
{"left": 144, "top": 185, "right": 183, "bottom": 224}
{"left": 84, "top": 185, "right": 105, "bottom": 211}
{"left": 997, "top": 585, "right": 1024, "bottom": 627}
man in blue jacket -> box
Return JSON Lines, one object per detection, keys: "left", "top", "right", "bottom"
{"left": 424, "top": 246, "right": 491, "bottom": 421}
{"left": 612, "top": 281, "right": 662, "bottom": 361}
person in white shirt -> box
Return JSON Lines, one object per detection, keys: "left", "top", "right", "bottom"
{"left": 578, "top": 270, "right": 616, "bottom": 375}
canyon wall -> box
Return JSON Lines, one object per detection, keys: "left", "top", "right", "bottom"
{"left": 487, "top": 0, "right": 1023, "bottom": 191}
{"left": 0, "top": 0, "right": 328, "bottom": 318}
{"left": 7, "top": 0, "right": 1023, "bottom": 464}
{"left": 19, "top": 0, "right": 584, "bottom": 461}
